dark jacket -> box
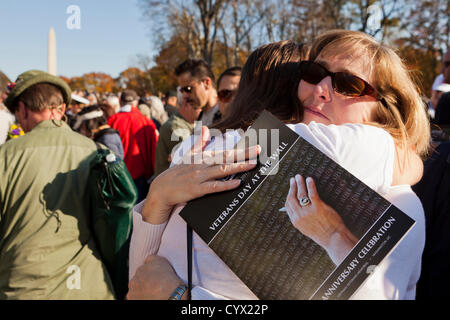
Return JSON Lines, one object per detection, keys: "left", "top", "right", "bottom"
{"left": 434, "top": 91, "right": 450, "bottom": 125}
{"left": 413, "top": 141, "right": 450, "bottom": 299}
{"left": 94, "top": 128, "right": 124, "bottom": 160}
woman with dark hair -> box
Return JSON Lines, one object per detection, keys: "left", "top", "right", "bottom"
{"left": 74, "top": 104, "right": 124, "bottom": 160}
{"left": 215, "top": 41, "right": 309, "bottom": 131}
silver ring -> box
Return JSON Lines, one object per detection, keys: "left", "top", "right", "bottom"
{"left": 299, "top": 196, "right": 311, "bottom": 207}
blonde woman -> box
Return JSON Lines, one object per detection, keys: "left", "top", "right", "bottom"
{"left": 283, "top": 30, "right": 430, "bottom": 299}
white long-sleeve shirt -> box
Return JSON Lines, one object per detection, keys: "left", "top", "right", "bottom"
{"left": 129, "top": 122, "right": 425, "bottom": 300}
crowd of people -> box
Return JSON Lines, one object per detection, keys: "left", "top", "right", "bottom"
{"left": 0, "top": 29, "right": 449, "bottom": 300}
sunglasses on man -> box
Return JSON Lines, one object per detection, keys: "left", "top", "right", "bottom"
{"left": 299, "top": 61, "right": 379, "bottom": 99}
{"left": 217, "top": 89, "right": 237, "bottom": 103}
{"left": 179, "top": 85, "right": 193, "bottom": 94}
{"left": 179, "top": 79, "right": 207, "bottom": 95}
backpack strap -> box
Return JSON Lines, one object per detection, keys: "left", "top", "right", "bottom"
{"left": 187, "top": 224, "right": 193, "bottom": 300}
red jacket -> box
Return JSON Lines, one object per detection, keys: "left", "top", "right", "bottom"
{"left": 108, "top": 107, "right": 158, "bottom": 180}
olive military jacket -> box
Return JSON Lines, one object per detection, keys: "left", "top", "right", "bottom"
{"left": 154, "top": 112, "right": 195, "bottom": 177}
{"left": 0, "top": 120, "right": 115, "bottom": 299}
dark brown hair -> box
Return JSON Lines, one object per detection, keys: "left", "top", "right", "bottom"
{"left": 18, "top": 83, "right": 64, "bottom": 112}
{"left": 217, "top": 66, "right": 242, "bottom": 89}
{"left": 175, "top": 59, "right": 216, "bottom": 84}
{"left": 214, "top": 41, "right": 309, "bottom": 132}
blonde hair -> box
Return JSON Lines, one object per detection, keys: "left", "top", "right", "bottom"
{"left": 309, "top": 30, "right": 430, "bottom": 157}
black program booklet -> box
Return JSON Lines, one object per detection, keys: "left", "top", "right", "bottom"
{"left": 179, "top": 111, "right": 415, "bottom": 300}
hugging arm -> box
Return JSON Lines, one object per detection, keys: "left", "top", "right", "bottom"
{"left": 128, "top": 158, "right": 258, "bottom": 279}
{"left": 128, "top": 126, "right": 260, "bottom": 296}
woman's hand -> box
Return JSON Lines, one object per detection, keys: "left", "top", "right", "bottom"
{"left": 142, "top": 126, "right": 260, "bottom": 224}
{"left": 284, "top": 175, "right": 358, "bottom": 265}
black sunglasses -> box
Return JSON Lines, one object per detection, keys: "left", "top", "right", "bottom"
{"left": 299, "top": 61, "right": 379, "bottom": 99}
{"left": 179, "top": 79, "right": 203, "bottom": 94}
{"left": 217, "top": 89, "right": 236, "bottom": 103}
{"left": 179, "top": 85, "right": 193, "bottom": 94}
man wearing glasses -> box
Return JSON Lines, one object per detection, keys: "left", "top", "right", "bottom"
{"left": 175, "top": 59, "right": 220, "bottom": 128}
{"left": 216, "top": 66, "right": 242, "bottom": 121}
{"left": 154, "top": 59, "right": 218, "bottom": 177}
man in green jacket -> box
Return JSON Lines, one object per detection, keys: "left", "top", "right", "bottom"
{"left": 153, "top": 99, "right": 202, "bottom": 177}
{"left": 0, "top": 70, "right": 115, "bottom": 299}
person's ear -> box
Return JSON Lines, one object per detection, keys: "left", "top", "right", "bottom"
{"left": 51, "top": 104, "right": 66, "bottom": 120}
{"left": 203, "top": 77, "right": 212, "bottom": 90}
{"left": 16, "top": 101, "right": 28, "bottom": 120}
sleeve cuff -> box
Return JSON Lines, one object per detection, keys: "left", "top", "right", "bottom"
{"left": 128, "top": 200, "right": 168, "bottom": 280}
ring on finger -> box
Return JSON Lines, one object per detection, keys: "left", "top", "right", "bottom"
{"left": 299, "top": 196, "right": 311, "bottom": 207}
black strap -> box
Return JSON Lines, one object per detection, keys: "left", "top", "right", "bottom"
{"left": 187, "top": 225, "right": 193, "bottom": 300}
{"left": 94, "top": 142, "right": 102, "bottom": 151}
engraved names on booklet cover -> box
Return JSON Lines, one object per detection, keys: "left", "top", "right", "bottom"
{"left": 180, "top": 111, "right": 415, "bottom": 300}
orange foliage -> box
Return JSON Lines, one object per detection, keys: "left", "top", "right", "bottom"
{"left": 118, "top": 67, "right": 154, "bottom": 97}
{"left": 62, "top": 72, "right": 118, "bottom": 94}
{"left": 394, "top": 39, "right": 442, "bottom": 96}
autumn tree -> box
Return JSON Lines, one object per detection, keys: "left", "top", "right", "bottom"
{"left": 62, "top": 72, "right": 118, "bottom": 94}
{"left": 148, "top": 34, "right": 189, "bottom": 94}
{"left": 129, "top": 54, "right": 156, "bottom": 94}
{"left": 146, "top": 33, "right": 249, "bottom": 94}
{"left": 117, "top": 67, "right": 154, "bottom": 97}
{"left": 140, "top": 0, "right": 228, "bottom": 64}
{"left": 399, "top": 0, "right": 449, "bottom": 51}
{"left": 218, "top": 0, "right": 266, "bottom": 66}
{"left": 83, "top": 73, "right": 117, "bottom": 94}
{"left": 138, "top": 0, "right": 446, "bottom": 96}
{"left": 395, "top": 41, "right": 440, "bottom": 96}
{"left": 394, "top": 0, "right": 450, "bottom": 95}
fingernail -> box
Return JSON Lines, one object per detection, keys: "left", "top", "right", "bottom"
{"left": 306, "top": 177, "right": 313, "bottom": 184}
{"left": 290, "top": 177, "right": 295, "bottom": 185}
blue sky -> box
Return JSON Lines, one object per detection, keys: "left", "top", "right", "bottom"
{"left": 0, "top": 0, "right": 154, "bottom": 81}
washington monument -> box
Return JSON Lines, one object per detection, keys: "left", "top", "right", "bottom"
{"left": 48, "top": 27, "right": 57, "bottom": 75}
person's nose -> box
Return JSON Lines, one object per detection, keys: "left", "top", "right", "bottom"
{"left": 312, "top": 76, "right": 332, "bottom": 103}
{"left": 181, "top": 91, "right": 192, "bottom": 102}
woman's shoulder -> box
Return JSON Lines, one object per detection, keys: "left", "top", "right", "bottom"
{"left": 288, "top": 122, "right": 392, "bottom": 140}
{"left": 288, "top": 122, "right": 393, "bottom": 157}
{"left": 288, "top": 122, "right": 395, "bottom": 194}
